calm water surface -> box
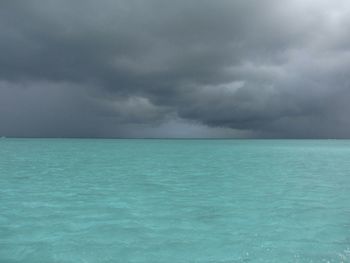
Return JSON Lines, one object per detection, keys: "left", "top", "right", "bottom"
{"left": 0, "top": 139, "right": 350, "bottom": 262}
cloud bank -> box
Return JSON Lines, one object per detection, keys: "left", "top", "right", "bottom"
{"left": 1, "top": 0, "right": 350, "bottom": 137}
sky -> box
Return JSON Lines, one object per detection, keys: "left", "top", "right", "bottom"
{"left": 1, "top": 0, "right": 350, "bottom": 138}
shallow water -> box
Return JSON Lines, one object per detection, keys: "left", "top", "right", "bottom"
{"left": 1, "top": 139, "right": 350, "bottom": 262}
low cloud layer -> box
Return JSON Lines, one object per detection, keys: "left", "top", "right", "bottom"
{"left": 1, "top": 0, "right": 350, "bottom": 138}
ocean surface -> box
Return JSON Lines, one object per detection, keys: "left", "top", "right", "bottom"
{"left": 0, "top": 139, "right": 350, "bottom": 263}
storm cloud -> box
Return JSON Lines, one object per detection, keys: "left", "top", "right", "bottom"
{"left": 1, "top": 0, "right": 350, "bottom": 137}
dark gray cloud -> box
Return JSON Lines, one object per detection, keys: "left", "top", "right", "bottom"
{"left": 1, "top": 0, "right": 350, "bottom": 137}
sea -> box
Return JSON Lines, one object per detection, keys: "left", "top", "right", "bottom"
{"left": 0, "top": 139, "right": 350, "bottom": 263}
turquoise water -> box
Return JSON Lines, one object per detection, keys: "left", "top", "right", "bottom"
{"left": 1, "top": 139, "right": 350, "bottom": 263}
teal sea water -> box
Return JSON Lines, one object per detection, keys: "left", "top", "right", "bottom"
{"left": 1, "top": 139, "right": 350, "bottom": 263}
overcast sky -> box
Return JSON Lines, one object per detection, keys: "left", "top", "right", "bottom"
{"left": 1, "top": 0, "right": 350, "bottom": 138}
